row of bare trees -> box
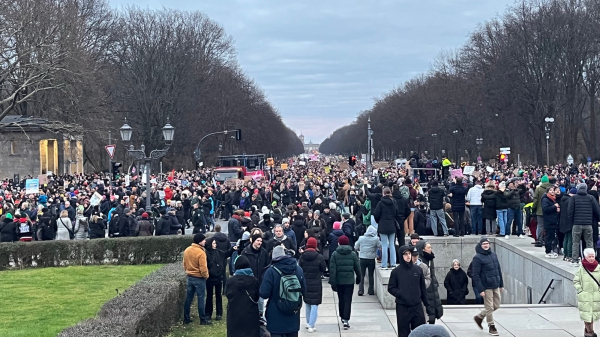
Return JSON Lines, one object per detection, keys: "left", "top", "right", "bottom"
{"left": 320, "top": 0, "right": 600, "bottom": 165}
{"left": 0, "top": 0, "right": 303, "bottom": 170}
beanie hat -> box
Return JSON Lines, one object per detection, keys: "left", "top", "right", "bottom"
{"left": 5, "top": 213, "right": 12, "bottom": 220}
{"left": 407, "top": 324, "right": 452, "bottom": 337}
{"left": 263, "top": 214, "right": 270, "bottom": 220}
{"left": 123, "top": 208, "right": 131, "bottom": 214}
{"left": 193, "top": 233, "right": 206, "bottom": 244}
{"left": 479, "top": 236, "right": 490, "bottom": 245}
{"left": 242, "top": 231, "right": 251, "bottom": 241}
{"left": 306, "top": 237, "right": 318, "bottom": 249}
{"left": 541, "top": 175, "right": 549, "bottom": 183}
{"left": 234, "top": 255, "right": 251, "bottom": 270}
{"left": 272, "top": 245, "right": 286, "bottom": 261}
{"left": 578, "top": 183, "right": 588, "bottom": 193}
{"left": 251, "top": 233, "right": 262, "bottom": 243}
{"left": 282, "top": 218, "right": 290, "bottom": 224}
{"left": 569, "top": 187, "right": 578, "bottom": 195}
{"left": 333, "top": 221, "right": 342, "bottom": 230}
{"left": 142, "top": 212, "right": 149, "bottom": 219}
{"left": 314, "top": 210, "right": 320, "bottom": 216}
{"left": 338, "top": 235, "right": 349, "bottom": 246}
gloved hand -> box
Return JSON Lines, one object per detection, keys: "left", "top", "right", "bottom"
{"left": 356, "top": 277, "right": 360, "bottom": 285}
{"left": 331, "top": 284, "right": 338, "bottom": 292}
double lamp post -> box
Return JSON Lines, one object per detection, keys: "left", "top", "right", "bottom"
{"left": 119, "top": 118, "right": 175, "bottom": 213}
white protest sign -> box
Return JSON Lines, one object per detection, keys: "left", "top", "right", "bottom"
{"left": 463, "top": 166, "right": 475, "bottom": 175}
{"left": 25, "top": 179, "right": 39, "bottom": 194}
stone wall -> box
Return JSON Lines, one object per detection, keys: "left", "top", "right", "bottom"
{"left": 0, "top": 132, "right": 45, "bottom": 177}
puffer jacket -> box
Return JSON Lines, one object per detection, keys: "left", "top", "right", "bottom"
{"left": 328, "top": 229, "right": 344, "bottom": 258}
{"left": 559, "top": 194, "right": 572, "bottom": 234}
{"left": 542, "top": 194, "right": 559, "bottom": 230}
{"left": 471, "top": 243, "right": 503, "bottom": 294}
{"left": 372, "top": 196, "right": 401, "bottom": 235}
{"left": 299, "top": 249, "right": 326, "bottom": 305}
{"left": 427, "top": 186, "right": 445, "bottom": 211}
{"left": 89, "top": 218, "right": 106, "bottom": 239}
{"left": 533, "top": 182, "right": 552, "bottom": 215}
{"left": 505, "top": 188, "right": 521, "bottom": 209}
{"left": 449, "top": 183, "right": 467, "bottom": 212}
{"left": 481, "top": 189, "right": 497, "bottom": 220}
{"left": 354, "top": 226, "right": 381, "bottom": 259}
{"left": 421, "top": 251, "right": 443, "bottom": 321}
{"left": 574, "top": 263, "right": 600, "bottom": 322}
{"left": 328, "top": 245, "right": 360, "bottom": 285}
{"left": 74, "top": 216, "right": 88, "bottom": 240}
{"left": 444, "top": 267, "right": 469, "bottom": 304}
{"left": 568, "top": 186, "right": 600, "bottom": 226}
{"left": 494, "top": 190, "right": 508, "bottom": 210}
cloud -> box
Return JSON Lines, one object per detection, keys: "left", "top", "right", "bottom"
{"left": 108, "top": 0, "right": 514, "bottom": 143}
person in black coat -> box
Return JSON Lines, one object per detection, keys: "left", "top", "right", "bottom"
{"left": 481, "top": 182, "right": 497, "bottom": 235}
{"left": 373, "top": 188, "right": 403, "bottom": 268}
{"left": 542, "top": 187, "right": 560, "bottom": 257}
{"left": 392, "top": 186, "right": 412, "bottom": 242}
{"left": 444, "top": 259, "right": 469, "bottom": 304}
{"left": 205, "top": 237, "right": 236, "bottom": 321}
{"left": 341, "top": 213, "right": 357, "bottom": 247}
{"left": 560, "top": 189, "right": 575, "bottom": 261}
{"left": 225, "top": 255, "right": 260, "bottom": 337}
{"left": 448, "top": 177, "right": 468, "bottom": 237}
{"left": 291, "top": 214, "right": 307, "bottom": 250}
{"left": 0, "top": 214, "right": 18, "bottom": 242}
{"left": 299, "top": 237, "right": 326, "bottom": 332}
{"left": 88, "top": 215, "right": 106, "bottom": 239}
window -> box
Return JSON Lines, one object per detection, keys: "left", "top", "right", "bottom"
{"left": 10, "top": 141, "right": 16, "bottom": 155}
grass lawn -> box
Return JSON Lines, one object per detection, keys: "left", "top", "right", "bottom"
{"left": 167, "top": 297, "right": 228, "bottom": 337}
{"left": 0, "top": 264, "right": 162, "bottom": 337}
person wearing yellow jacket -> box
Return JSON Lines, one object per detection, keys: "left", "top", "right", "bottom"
{"left": 183, "top": 233, "right": 211, "bottom": 325}
{"left": 441, "top": 157, "right": 451, "bottom": 181}
{"left": 573, "top": 248, "right": 600, "bottom": 337}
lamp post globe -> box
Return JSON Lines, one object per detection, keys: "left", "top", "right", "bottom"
{"left": 162, "top": 118, "right": 175, "bottom": 143}
{"left": 120, "top": 119, "right": 133, "bottom": 142}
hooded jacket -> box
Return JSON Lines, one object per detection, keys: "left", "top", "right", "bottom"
{"left": 427, "top": 186, "right": 445, "bottom": 211}
{"left": 568, "top": 184, "right": 600, "bottom": 226}
{"left": 471, "top": 242, "right": 503, "bottom": 294}
{"left": 388, "top": 256, "right": 429, "bottom": 307}
{"left": 559, "top": 194, "right": 573, "bottom": 234}
{"left": 542, "top": 194, "right": 560, "bottom": 229}
{"left": 481, "top": 189, "right": 497, "bottom": 220}
{"left": 242, "top": 243, "right": 269, "bottom": 284}
{"left": 444, "top": 267, "right": 469, "bottom": 304}
{"left": 354, "top": 226, "right": 382, "bottom": 259}
{"left": 532, "top": 181, "right": 552, "bottom": 215}
{"left": 421, "top": 251, "right": 443, "bottom": 320}
{"left": 328, "top": 245, "right": 361, "bottom": 285}
{"left": 225, "top": 271, "right": 260, "bottom": 337}
{"left": 299, "top": 249, "right": 326, "bottom": 305}
{"left": 372, "top": 195, "right": 401, "bottom": 235}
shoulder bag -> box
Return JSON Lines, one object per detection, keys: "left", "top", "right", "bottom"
{"left": 59, "top": 218, "right": 75, "bottom": 240}
{"left": 583, "top": 265, "right": 600, "bottom": 292}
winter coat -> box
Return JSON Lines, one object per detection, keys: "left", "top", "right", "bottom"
{"left": 228, "top": 217, "right": 243, "bottom": 242}
{"left": 328, "top": 229, "right": 344, "bottom": 258}
{"left": 354, "top": 226, "right": 381, "bottom": 259}
{"left": 213, "top": 232, "right": 231, "bottom": 252}
{"left": 56, "top": 217, "right": 73, "bottom": 240}
{"left": 568, "top": 189, "right": 600, "bottom": 227}
{"left": 444, "top": 268, "right": 469, "bottom": 304}
{"left": 0, "top": 218, "right": 18, "bottom": 242}
{"left": 310, "top": 222, "right": 327, "bottom": 252}
{"left": 291, "top": 216, "right": 307, "bottom": 249}
{"left": 283, "top": 226, "right": 297, "bottom": 245}
{"left": 505, "top": 188, "right": 521, "bottom": 209}
{"left": 471, "top": 244, "right": 503, "bottom": 294}
{"left": 205, "top": 240, "right": 226, "bottom": 281}
{"left": 427, "top": 186, "right": 445, "bottom": 211}
{"left": 89, "top": 219, "right": 106, "bottom": 239}
{"left": 494, "top": 190, "right": 508, "bottom": 210}
{"left": 342, "top": 218, "right": 356, "bottom": 246}
{"left": 421, "top": 252, "right": 443, "bottom": 320}
{"left": 137, "top": 219, "right": 154, "bottom": 236}
{"left": 74, "top": 216, "right": 88, "bottom": 240}
{"left": 241, "top": 244, "right": 269, "bottom": 284}
{"left": 542, "top": 194, "right": 560, "bottom": 230}
{"left": 392, "top": 191, "right": 412, "bottom": 225}
{"left": 481, "top": 189, "right": 497, "bottom": 220}
{"left": 328, "top": 245, "right": 361, "bottom": 285}
{"left": 155, "top": 215, "right": 172, "bottom": 236}
{"left": 372, "top": 196, "right": 401, "bottom": 235}
{"left": 268, "top": 235, "right": 297, "bottom": 256}
{"left": 449, "top": 183, "right": 467, "bottom": 212}
{"left": 299, "top": 249, "right": 326, "bottom": 305}
{"left": 574, "top": 264, "right": 600, "bottom": 322}
{"left": 533, "top": 182, "right": 552, "bottom": 216}
{"left": 466, "top": 185, "right": 484, "bottom": 206}
{"left": 559, "top": 194, "right": 573, "bottom": 234}
{"left": 259, "top": 256, "right": 306, "bottom": 334}
{"left": 225, "top": 271, "right": 260, "bottom": 337}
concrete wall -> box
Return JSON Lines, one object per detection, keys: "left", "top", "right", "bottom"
{"left": 375, "top": 236, "right": 576, "bottom": 310}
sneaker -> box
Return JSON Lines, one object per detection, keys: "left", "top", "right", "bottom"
{"left": 571, "top": 259, "right": 581, "bottom": 267}
{"left": 306, "top": 324, "right": 310, "bottom": 329}
{"left": 489, "top": 324, "right": 499, "bottom": 336}
{"left": 505, "top": 235, "right": 509, "bottom": 239}
{"left": 307, "top": 327, "right": 316, "bottom": 333}
{"left": 474, "top": 315, "right": 484, "bottom": 330}
{"left": 343, "top": 320, "right": 350, "bottom": 329}
{"left": 545, "top": 253, "right": 553, "bottom": 258}
{"left": 200, "top": 320, "right": 213, "bottom": 325}
{"left": 358, "top": 291, "right": 364, "bottom": 296}
{"left": 552, "top": 253, "right": 558, "bottom": 259}
{"left": 519, "top": 234, "right": 525, "bottom": 238}
{"left": 183, "top": 320, "right": 192, "bottom": 325}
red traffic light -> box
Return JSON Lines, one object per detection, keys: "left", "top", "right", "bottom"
{"left": 499, "top": 154, "right": 508, "bottom": 162}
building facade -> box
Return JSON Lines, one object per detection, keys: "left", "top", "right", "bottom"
{"left": 299, "top": 133, "right": 320, "bottom": 154}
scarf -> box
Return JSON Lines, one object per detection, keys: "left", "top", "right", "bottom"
{"left": 583, "top": 258, "right": 598, "bottom": 272}
{"left": 234, "top": 268, "right": 254, "bottom": 276}
{"left": 546, "top": 193, "right": 556, "bottom": 202}
{"left": 422, "top": 251, "right": 435, "bottom": 261}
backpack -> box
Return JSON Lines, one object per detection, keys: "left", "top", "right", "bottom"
{"left": 362, "top": 200, "right": 371, "bottom": 226}
{"left": 400, "top": 185, "right": 410, "bottom": 200}
{"left": 273, "top": 265, "right": 303, "bottom": 315}
{"left": 108, "top": 213, "right": 120, "bottom": 237}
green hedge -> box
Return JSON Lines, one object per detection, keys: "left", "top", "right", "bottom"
{"left": 58, "top": 262, "right": 187, "bottom": 337}
{"left": 0, "top": 236, "right": 194, "bottom": 270}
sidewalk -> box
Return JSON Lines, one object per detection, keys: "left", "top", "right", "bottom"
{"left": 298, "top": 279, "right": 582, "bottom": 336}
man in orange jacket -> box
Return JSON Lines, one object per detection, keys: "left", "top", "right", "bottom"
{"left": 183, "top": 233, "right": 211, "bottom": 325}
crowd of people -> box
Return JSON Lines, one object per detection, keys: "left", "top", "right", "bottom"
{"left": 4, "top": 154, "right": 600, "bottom": 336}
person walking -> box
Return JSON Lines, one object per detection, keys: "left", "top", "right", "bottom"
{"left": 448, "top": 177, "right": 468, "bottom": 237}
{"left": 472, "top": 236, "right": 503, "bottom": 336}
{"left": 328, "top": 235, "right": 361, "bottom": 330}
{"left": 354, "top": 225, "right": 381, "bottom": 296}
{"left": 225, "top": 255, "right": 260, "bottom": 337}
{"left": 466, "top": 180, "right": 484, "bottom": 236}
{"left": 298, "top": 237, "right": 326, "bottom": 333}
{"left": 542, "top": 186, "right": 560, "bottom": 258}
{"left": 373, "top": 187, "right": 401, "bottom": 268}
{"left": 259, "top": 245, "right": 307, "bottom": 337}
{"left": 573, "top": 248, "right": 600, "bottom": 337}
{"left": 427, "top": 180, "right": 448, "bottom": 236}
{"left": 388, "top": 245, "right": 429, "bottom": 337}
{"left": 242, "top": 233, "right": 270, "bottom": 320}
{"left": 569, "top": 183, "right": 600, "bottom": 267}
{"left": 183, "top": 233, "right": 211, "bottom": 325}
{"left": 444, "top": 259, "right": 469, "bottom": 304}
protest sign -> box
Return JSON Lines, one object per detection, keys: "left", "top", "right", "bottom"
{"left": 26, "top": 179, "right": 39, "bottom": 194}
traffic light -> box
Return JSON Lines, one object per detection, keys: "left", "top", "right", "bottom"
{"left": 349, "top": 155, "right": 356, "bottom": 166}
{"left": 112, "top": 162, "right": 122, "bottom": 180}
{"left": 499, "top": 154, "right": 508, "bottom": 163}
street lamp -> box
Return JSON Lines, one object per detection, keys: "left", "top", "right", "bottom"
{"left": 367, "top": 117, "right": 373, "bottom": 175}
{"left": 476, "top": 138, "right": 483, "bottom": 160}
{"left": 431, "top": 133, "right": 437, "bottom": 158}
{"left": 120, "top": 117, "right": 175, "bottom": 213}
{"left": 544, "top": 117, "right": 554, "bottom": 167}
{"left": 452, "top": 130, "right": 459, "bottom": 162}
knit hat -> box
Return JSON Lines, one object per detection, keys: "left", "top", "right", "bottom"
{"left": 242, "top": 231, "right": 251, "bottom": 241}
{"left": 234, "top": 255, "right": 250, "bottom": 270}
{"left": 498, "top": 181, "right": 506, "bottom": 189}
{"left": 251, "top": 233, "right": 262, "bottom": 243}
{"left": 333, "top": 221, "right": 342, "bottom": 230}
{"left": 479, "top": 236, "right": 490, "bottom": 245}
{"left": 306, "top": 237, "right": 318, "bottom": 249}
{"left": 272, "top": 245, "right": 286, "bottom": 261}
{"left": 398, "top": 245, "right": 411, "bottom": 255}
{"left": 541, "top": 175, "right": 549, "bottom": 183}
{"left": 569, "top": 187, "right": 578, "bottom": 195}
{"left": 193, "top": 233, "right": 206, "bottom": 244}
{"left": 5, "top": 213, "right": 12, "bottom": 220}
{"left": 577, "top": 183, "right": 588, "bottom": 193}
{"left": 142, "top": 212, "right": 149, "bottom": 219}
{"left": 314, "top": 210, "right": 320, "bottom": 216}
{"left": 124, "top": 208, "right": 131, "bottom": 214}
{"left": 407, "top": 324, "right": 451, "bottom": 337}
{"left": 282, "top": 218, "right": 290, "bottom": 224}
{"left": 338, "top": 235, "right": 349, "bottom": 246}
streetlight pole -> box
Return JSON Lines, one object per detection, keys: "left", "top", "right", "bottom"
{"left": 367, "top": 117, "right": 372, "bottom": 175}
{"left": 194, "top": 129, "right": 242, "bottom": 164}
{"left": 544, "top": 117, "right": 554, "bottom": 167}
{"left": 120, "top": 117, "right": 175, "bottom": 213}
{"left": 431, "top": 133, "right": 437, "bottom": 159}
{"left": 452, "top": 130, "right": 459, "bottom": 162}
{"left": 476, "top": 138, "right": 483, "bottom": 161}
{"left": 415, "top": 136, "right": 420, "bottom": 157}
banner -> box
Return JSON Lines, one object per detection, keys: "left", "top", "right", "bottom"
{"left": 463, "top": 166, "right": 475, "bottom": 175}
{"left": 90, "top": 192, "right": 103, "bottom": 206}
{"left": 25, "top": 179, "right": 39, "bottom": 194}
{"left": 451, "top": 169, "right": 463, "bottom": 179}
{"left": 280, "top": 163, "right": 288, "bottom": 170}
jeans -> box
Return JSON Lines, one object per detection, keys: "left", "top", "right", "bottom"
{"left": 380, "top": 233, "right": 396, "bottom": 267}
{"left": 496, "top": 209, "right": 508, "bottom": 235}
{"left": 337, "top": 284, "right": 354, "bottom": 320}
{"left": 507, "top": 208, "right": 523, "bottom": 236}
{"left": 572, "top": 225, "right": 594, "bottom": 260}
{"left": 184, "top": 276, "right": 208, "bottom": 322}
{"left": 258, "top": 297, "right": 265, "bottom": 314}
{"left": 205, "top": 279, "right": 222, "bottom": 318}
{"left": 476, "top": 288, "right": 501, "bottom": 326}
{"left": 536, "top": 216, "right": 544, "bottom": 241}
{"left": 359, "top": 258, "right": 375, "bottom": 294}
{"left": 470, "top": 205, "right": 483, "bottom": 235}
{"left": 563, "top": 231, "right": 573, "bottom": 258}
{"left": 430, "top": 209, "right": 448, "bottom": 235}
{"left": 305, "top": 304, "right": 318, "bottom": 328}
{"left": 453, "top": 211, "right": 465, "bottom": 236}
{"left": 544, "top": 229, "right": 558, "bottom": 254}
{"left": 484, "top": 219, "right": 496, "bottom": 235}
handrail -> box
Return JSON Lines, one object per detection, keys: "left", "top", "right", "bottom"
{"left": 538, "top": 279, "right": 555, "bottom": 304}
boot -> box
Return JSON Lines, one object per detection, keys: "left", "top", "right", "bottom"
{"left": 585, "top": 322, "right": 595, "bottom": 337}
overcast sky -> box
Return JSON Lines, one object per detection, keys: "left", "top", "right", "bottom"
{"left": 108, "top": 0, "right": 515, "bottom": 143}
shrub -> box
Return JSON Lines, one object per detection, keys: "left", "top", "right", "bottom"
{"left": 0, "top": 236, "right": 193, "bottom": 270}
{"left": 58, "top": 262, "right": 187, "bottom": 337}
